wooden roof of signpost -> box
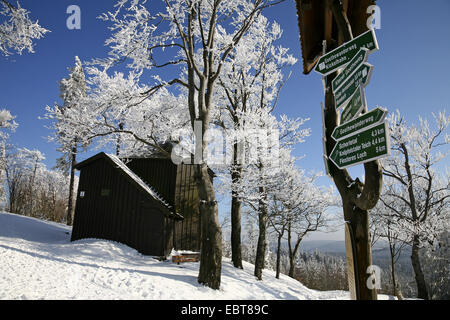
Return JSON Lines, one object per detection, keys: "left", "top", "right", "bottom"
{"left": 295, "top": 0, "right": 376, "bottom": 74}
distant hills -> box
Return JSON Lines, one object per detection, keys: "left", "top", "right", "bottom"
{"left": 297, "top": 240, "right": 413, "bottom": 276}
{"left": 269, "top": 239, "right": 390, "bottom": 255}
{"left": 298, "top": 240, "right": 388, "bottom": 254}
{"left": 299, "top": 240, "right": 346, "bottom": 253}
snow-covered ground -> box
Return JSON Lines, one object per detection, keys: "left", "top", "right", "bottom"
{"left": 0, "top": 212, "right": 393, "bottom": 300}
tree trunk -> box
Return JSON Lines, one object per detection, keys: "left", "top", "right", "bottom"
{"left": 347, "top": 205, "right": 376, "bottom": 300}
{"left": 288, "top": 257, "right": 295, "bottom": 278}
{"left": 275, "top": 232, "right": 283, "bottom": 279}
{"left": 196, "top": 163, "right": 222, "bottom": 290}
{"left": 388, "top": 239, "right": 397, "bottom": 297}
{"left": 287, "top": 223, "right": 295, "bottom": 278}
{"left": 116, "top": 123, "right": 123, "bottom": 156}
{"left": 400, "top": 144, "right": 429, "bottom": 300}
{"left": 387, "top": 226, "right": 402, "bottom": 298}
{"left": 411, "top": 235, "right": 429, "bottom": 299}
{"left": 230, "top": 144, "right": 243, "bottom": 269}
{"left": 288, "top": 237, "right": 302, "bottom": 278}
{"left": 254, "top": 186, "right": 268, "bottom": 280}
{"left": 66, "top": 145, "right": 77, "bottom": 226}
{"left": 230, "top": 193, "right": 243, "bottom": 269}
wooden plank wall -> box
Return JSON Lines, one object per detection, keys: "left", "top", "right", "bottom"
{"left": 126, "top": 158, "right": 202, "bottom": 252}
{"left": 174, "top": 164, "right": 201, "bottom": 251}
{"left": 71, "top": 158, "right": 167, "bottom": 256}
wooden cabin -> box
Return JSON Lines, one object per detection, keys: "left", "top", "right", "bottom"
{"left": 71, "top": 152, "right": 205, "bottom": 257}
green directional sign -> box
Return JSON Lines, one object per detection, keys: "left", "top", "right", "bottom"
{"left": 333, "top": 107, "right": 387, "bottom": 141}
{"left": 334, "top": 63, "right": 373, "bottom": 110}
{"left": 329, "top": 121, "right": 390, "bottom": 170}
{"left": 340, "top": 86, "right": 366, "bottom": 125}
{"left": 332, "top": 48, "right": 369, "bottom": 92}
{"left": 314, "top": 29, "right": 379, "bottom": 76}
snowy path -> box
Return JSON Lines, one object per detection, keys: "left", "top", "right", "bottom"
{"left": 0, "top": 213, "right": 388, "bottom": 300}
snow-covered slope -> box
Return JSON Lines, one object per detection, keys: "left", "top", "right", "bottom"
{"left": 0, "top": 212, "right": 391, "bottom": 300}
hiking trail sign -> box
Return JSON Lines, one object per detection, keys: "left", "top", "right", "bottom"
{"left": 314, "top": 29, "right": 379, "bottom": 76}
{"left": 334, "top": 62, "right": 373, "bottom": 110}
{"left": 329, "top": 121, "right": 390, "bottom": 170}
{"left": 332, "top": 48, "right": 369, "bottom": 92}
{"left": 340, "top": 86, "right": 366, "bottom": 125}
{"left": 333, "top": 107, "right": 386, "bottom": 141}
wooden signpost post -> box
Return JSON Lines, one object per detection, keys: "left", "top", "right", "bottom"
{"left": 322, "top": 29, "right": 389, "bottom": 298}
{"left": 296, "top": 0, "right": 385, "bottom": 300}
{"left": 345, "top": 222, "right": 358, "bottom": 300}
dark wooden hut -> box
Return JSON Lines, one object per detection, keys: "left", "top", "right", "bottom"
{"left": 123, "top": 157, "right": 204, "bottom": 252}
{"left": 71, "top": 152, "right": 204, "bottom": 257}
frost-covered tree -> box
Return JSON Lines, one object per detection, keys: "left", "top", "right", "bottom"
{"left": 371, "top": 197, "right": 408, "bottom": 299}
{"left": 44, "top": 57, "right": 89, "bottom": 226}
{"left": 294, "top": 250, "right": 348, "bottom": 291}
{"left": 0, "top": 109, "right": 17, "bottom": 137}
{"left": 381, "top": 110, "right": 449, "bottom": 300}
{"left": 216, "top": 108, "right": 309, "bottom": 280}
{"left": 45, "top": 61, "right": 191, "bottom": 160}
{"left": 4, "top": 146, "right": 43, "bottom": 214}
{"left": 421, "top": 231, "right": 450, "bottom": 300}
{"left": 3, "top": 145, "right": 72, "bottom": 221}
{"left": 0, "top": 109, "right": 17, "bottom": 206}
{"left": 214, "top": 14, "right": 297, "bottom": 270}
{"left": 22, "top": 148, "right": 45, "bottom": 216}
{"left": 0, "top": 0, "right": 49, "bottom": 56}
{"left": 96, "top": 0, "right": 287, "bottom": 289}
{"left": 268, "top": 165, "right": 337, "bottom": 278}
{"left": 84, "top": 67, "right": 189, "bottom": 157}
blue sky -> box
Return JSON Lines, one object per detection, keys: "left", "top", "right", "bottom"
{"left": 1, "top": 0, "right": 449, "bottom": 240}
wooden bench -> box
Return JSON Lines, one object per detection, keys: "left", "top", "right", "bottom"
{"left": 172, "top": 253, "right": 200, "bottom": 265}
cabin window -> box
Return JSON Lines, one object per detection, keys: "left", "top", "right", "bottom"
{"left": 80, "top": 191, "right": 85, "bottom": 198}
{"left": 101, "top": 189, "right": 110, "bottom": 197}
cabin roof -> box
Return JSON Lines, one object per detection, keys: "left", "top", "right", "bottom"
{"left": 75, "top": 152, "right": 183, "bottom": 220}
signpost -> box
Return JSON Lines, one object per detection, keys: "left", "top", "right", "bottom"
{"left": 329, "top": 121, "right": 390, "bottom": 170}
{"left": 296, "top": 1, "right": 385, "bottom": 298}
{"left": 340, "top": 86, "right": 366, "bottom": 125}
{"left": 332, "top": 48, "right": 369, "bottom": 92}
{"left": 333, "top": 107, "right": 387, "bottom": 141}
{"left": 314, "top": 29, "right": 379, "bottom": 76}
{"left": 334, "top": 62, "right": 373, "bottom": 110}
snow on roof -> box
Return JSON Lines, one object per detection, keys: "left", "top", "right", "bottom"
{"left": 105, "top": 154, "right": 181, "bottom": 218}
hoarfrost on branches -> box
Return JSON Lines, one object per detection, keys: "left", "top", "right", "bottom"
{"left": 378, "top": 109, "right": 449, "bottom": 299}
{"left": 0, "top": 0, "right": 49, "bottom": 56}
